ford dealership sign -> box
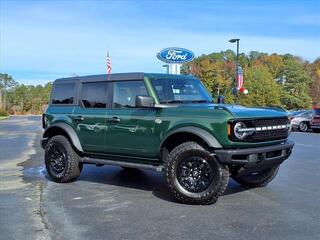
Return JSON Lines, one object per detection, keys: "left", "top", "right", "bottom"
{"left": 157, "top": 47, "right": 194, "bottom": 64}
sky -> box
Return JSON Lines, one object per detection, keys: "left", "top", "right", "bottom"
{"left": 1, "top": 0, "right": 320, "bottom": 85}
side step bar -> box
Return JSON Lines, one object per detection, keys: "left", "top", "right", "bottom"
{"left": 82, "top": 157, "right": 164, "bottom": 172}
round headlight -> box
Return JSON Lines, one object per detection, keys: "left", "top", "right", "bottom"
{"left": 234, "top": 122, "right": 248, "bottom": 140}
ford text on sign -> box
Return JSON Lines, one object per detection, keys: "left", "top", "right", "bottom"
{"left": 157, "top": 47, "right": 194, "bottom": 64}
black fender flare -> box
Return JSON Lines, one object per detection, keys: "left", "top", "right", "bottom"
{"left": 160, "top": 126, "right": 222, "bottom": 150}
{"left": 43, "top": 122, "right": 84, "bottom": 152}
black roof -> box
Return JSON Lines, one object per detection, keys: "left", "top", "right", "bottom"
{"left": 54, "top": 72, "right": 197, "bottom": 83}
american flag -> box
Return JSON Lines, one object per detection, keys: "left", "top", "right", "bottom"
{"left": 236, "top": 66, "right": 243, "bottom": 89}
{"left": 106, "top": 51, "right": 112, "bottom": 75}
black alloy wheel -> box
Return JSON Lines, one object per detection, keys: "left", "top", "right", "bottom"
{"left": 164, "top": 141, "right": 229, "bottom": 205}
{"left": 177, "top": 156, "right": 214, "bottom": 193}
{"left": 47, "top": 141, "right": 68, "bottom": 175}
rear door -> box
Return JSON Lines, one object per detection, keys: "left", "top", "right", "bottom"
{"left": 72, "top": 81, "right": 108, "bottom": 153}
{"left": 104, "top": 80, "right": 158, "bottom": 158}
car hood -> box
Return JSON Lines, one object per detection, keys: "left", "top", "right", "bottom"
{"left": 291, "top": 116, "right": 309, "bottom": 123}
{"left": 178, "top": 103, "right": 288, "bottom": 119}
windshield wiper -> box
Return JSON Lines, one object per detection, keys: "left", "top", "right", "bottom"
{"left": 161, "top": 100, "right": 212, "bottom": 104}
{"left": 161, "top": 100, "right": 186, "bottom": 104}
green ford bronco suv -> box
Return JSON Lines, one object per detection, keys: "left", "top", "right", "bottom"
{"left": 41, "top": 73, "right": 294, "bottom": 204}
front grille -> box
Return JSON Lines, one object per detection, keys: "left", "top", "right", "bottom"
{"left": 230, "top": 117, "right": 290, "bottom": 142}
{"left": 250, "top": 118, "right": 289, "bottom": 127}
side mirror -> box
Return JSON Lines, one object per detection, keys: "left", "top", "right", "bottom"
{"left": 135, "top": 95, "right": 155, "bottom": 108}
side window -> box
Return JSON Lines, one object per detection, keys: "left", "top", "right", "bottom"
{"left": 81, "top": 82, "right": 107, "bottom": 108}
{"left": 52, "top": 83, "right": 75, "bottom": 104}
{"left": 112, "top": 81, "right": 148, "bottom": 108}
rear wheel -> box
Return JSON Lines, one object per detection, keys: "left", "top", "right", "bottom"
{"left": 165, "top": 142, "right": 229, "bottom": 205}
{"left": 233, "top": 165, "right": 280, "bottom": 188}
{"left": 299, "top": 122, "right": 309, "bottom": 132}
{"left": 45, "top": 135, "right": 82, "bottom": 183}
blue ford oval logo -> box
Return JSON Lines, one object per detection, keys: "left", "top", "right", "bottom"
{"left": 157, "top": 47, "right": 194, "bottom": 64}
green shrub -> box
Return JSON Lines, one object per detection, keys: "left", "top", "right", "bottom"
{"left": 0, "top": 108, "right": 9, "bottom": 116}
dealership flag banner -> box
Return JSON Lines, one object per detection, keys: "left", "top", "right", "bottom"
{"left": 236, "top": 66, "right": 243, "bottom": 90}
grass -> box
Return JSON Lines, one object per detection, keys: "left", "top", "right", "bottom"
{"left": 0, "top": 116, "right": 9, "bottom": 120}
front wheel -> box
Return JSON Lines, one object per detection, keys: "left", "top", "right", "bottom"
{"left": 232, "top": 165, "right": 280, "bottom": 188}
{"left": 299, "top": 122, "right": 309, "bottom": 132}
{"left": 45, "top": 135, "right": 82, "bottom": 183}
{"left": 165, "top": 142, "right": 229, "bottom": 205}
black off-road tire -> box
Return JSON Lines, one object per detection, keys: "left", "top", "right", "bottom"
{"left": 164, "top": 141, "right": 229, "bottom": 205}
{"left": 45, "top": 135, "right": 82, "bottom": 183}
{"left": 233, "top": 165, "right": 280, "bottom": 188}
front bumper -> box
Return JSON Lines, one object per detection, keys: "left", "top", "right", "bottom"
{"left": 215, "top": 140, "right": 294, "bottom": 175}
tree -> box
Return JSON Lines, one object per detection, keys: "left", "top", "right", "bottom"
{"left": 1, "top": 73, "right": 52, "bottom": 114}
{"left": 310, "top": 58, "right": 320, "bottom": 106}
{"left": 0, "top": 73, "right": 18, "bottom": 110}
{"left": 182, "top": 51, "right": 317, "bottom": 109}
{"left": 260, "top": 54, "right": 284, "bottom": 81}
{"left": 280, "top": 56, "right": 312, "bottom": 109}
{"left": 237, "top": 65, "right": 282, "bottom": 106}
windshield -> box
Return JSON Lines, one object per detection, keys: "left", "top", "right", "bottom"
{"left": 297, "top": 112, "right": 312, "bottom": 117}
{"left": 150, "top": 78, "right": 213, "bottom": 104}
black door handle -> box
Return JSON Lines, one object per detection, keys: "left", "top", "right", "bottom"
{"left": 73, "top": 115, "right": 84, "bottom": 121}
{"left": 107, "top": 117, "right": 120, "bottom": 123}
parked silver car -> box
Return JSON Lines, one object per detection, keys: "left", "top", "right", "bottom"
{"left": 291, "top": 111, "right": 312, "bottom": 132}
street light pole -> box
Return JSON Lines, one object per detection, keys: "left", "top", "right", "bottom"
{"left": 236, "top": 40, "right": 239, "bottom": 67}
{"left": 229, "top": 38, "right": 240, "bottom": 102}
{"left": 229, "top": 38, "right": 240, "bottom": 67}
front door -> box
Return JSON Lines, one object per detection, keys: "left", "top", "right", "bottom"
{"left": 72, "top": 81, "right": 108, "bottom": 153}
{"left": 104, "top": 80, "right": 158, "bottom": 158}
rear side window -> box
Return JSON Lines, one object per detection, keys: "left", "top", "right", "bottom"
{"left": 112, "top": 81, "right": 148, "bottom": 108}
{"left": 52, "top": 83, "right": 75, "bottom": 104}
{"left": 81, "top": 82, "right": 107, "bottom": 108}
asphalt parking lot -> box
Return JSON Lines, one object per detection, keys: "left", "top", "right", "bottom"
{"left": 0, "top": 116, "right": 319, "bottom": 240}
